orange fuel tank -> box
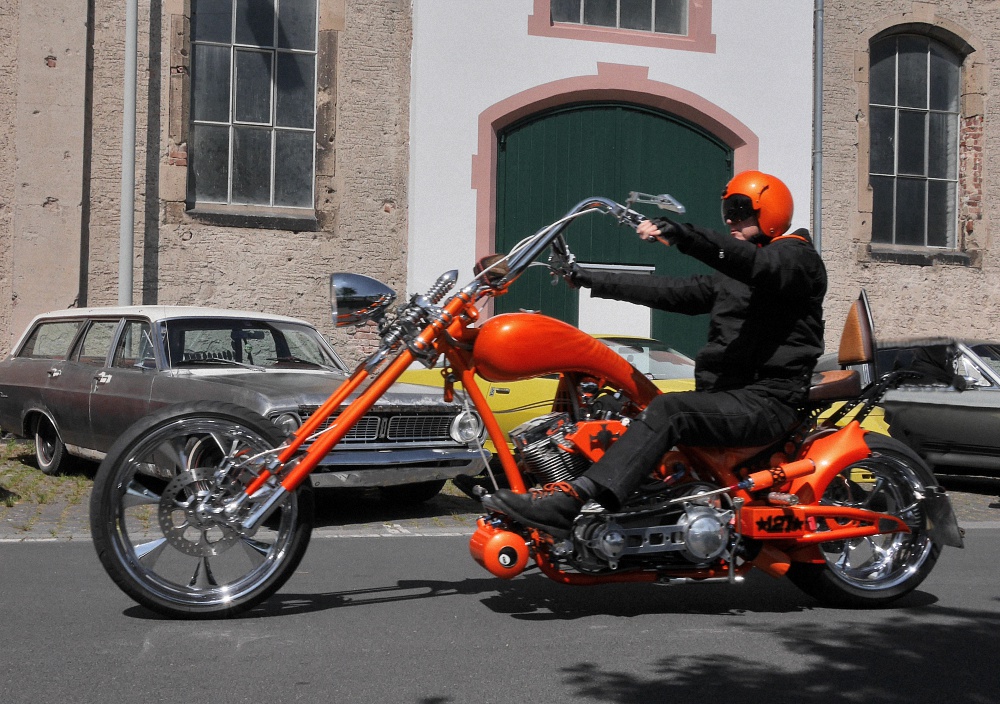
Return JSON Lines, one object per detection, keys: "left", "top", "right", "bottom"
{"left": 472, "top": 313, "right": 659, "bottom": 406}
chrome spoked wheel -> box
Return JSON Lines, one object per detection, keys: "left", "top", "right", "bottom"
{"left": 787, "top": 435, "right": 940, "bottom": 607}
{"left": 91, "top": 403, "right": 313, "bottom": 618}
{"left": 816, "top": 455, "right": 933, "bottom": 589}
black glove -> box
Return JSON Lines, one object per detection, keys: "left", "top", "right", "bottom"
{"left": 649, "top": 217, "right": 679, "bottom": 243}
{"left": 565, "top": 262, "right": 593, "bottom": 289}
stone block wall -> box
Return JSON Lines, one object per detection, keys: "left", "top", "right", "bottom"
{"left": 0, "top": 0, "right": 411, "bottom": 363}
{"left": 821, "top": 0, "right": 1000, "bottom": 347}
{"left": 0, "top": 0, "right": 87, "bottom": 354}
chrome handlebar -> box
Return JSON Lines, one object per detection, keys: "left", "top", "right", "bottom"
{"left": 369, "top": 193, "right": 685, "bottom": 370}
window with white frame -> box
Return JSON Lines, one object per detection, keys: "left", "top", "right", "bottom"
{"left": 188, "top": 0, "right": 318, "bottom": 209}
{"left": 551, "top": 0, "right": 688, "bottom": 36}
{"left": 869, "top": 34, "right": 960, "bottom": 248}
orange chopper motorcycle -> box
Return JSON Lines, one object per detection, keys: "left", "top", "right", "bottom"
{"left": 90, "top": 193, "right": 963, "bottom": 618}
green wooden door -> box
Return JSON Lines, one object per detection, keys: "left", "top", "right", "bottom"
{"left": 495, "top": 103, "right": 733, "bottom": 356}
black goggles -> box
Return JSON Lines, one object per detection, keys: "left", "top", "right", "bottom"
{"left": 722, "top": 194, "right": 757, "bottom": 224}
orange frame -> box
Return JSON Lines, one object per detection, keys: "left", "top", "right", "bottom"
{"left": 242, "top": 292, "right": 901, "bottom": 583}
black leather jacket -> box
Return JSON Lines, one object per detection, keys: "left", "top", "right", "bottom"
{"left": 577, "top": 224, "right": 827, "bottom": 406}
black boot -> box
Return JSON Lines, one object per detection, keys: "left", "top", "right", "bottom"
{"left": 482, "top": 482, "right": 585, "bottom": 539}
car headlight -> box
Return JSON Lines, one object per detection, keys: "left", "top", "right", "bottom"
{"left": 272, "top": 412, "right": 302, "bottom": 435}
{"left": 449, "top": 410, "right": 484, "bottom": 443}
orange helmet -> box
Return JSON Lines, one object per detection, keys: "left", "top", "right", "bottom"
{"left": 721, "top": 170, "right": 793, "bottom": 238}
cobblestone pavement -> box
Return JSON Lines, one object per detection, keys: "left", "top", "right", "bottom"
{"left": 2, "top": 470, "right": 998, "bottom": 542}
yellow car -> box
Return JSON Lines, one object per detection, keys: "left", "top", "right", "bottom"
{"left": 399, "top": 335, "right": 696, "bottom": 453}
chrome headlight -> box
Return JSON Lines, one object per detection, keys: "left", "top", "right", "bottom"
{"left": 272, "top": 412, "right": 302, "bottom": 435}
{"left": 449, "top": 410, "right": 484, "bottom": 443}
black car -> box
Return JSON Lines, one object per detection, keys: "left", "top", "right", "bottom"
{"left": 0, "top": 306, "right": 486, "bottom": 501}
{"left": 877, "top": 338, "right": 1000, "bottom": 475}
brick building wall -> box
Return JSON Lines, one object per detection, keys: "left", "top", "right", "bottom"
{"left": 821, "top": 0, "right": 1000, "bottom": 345}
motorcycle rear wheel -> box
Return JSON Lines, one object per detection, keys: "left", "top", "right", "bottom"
{"left": 786, "top": 434, "right": 940, "bottom": 607}
{"left": 90, "top": 402, "right": 314, "bottom": 619}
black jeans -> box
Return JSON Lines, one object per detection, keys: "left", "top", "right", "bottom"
{"left": 584, "top": 388, "right": 802, "bottom": 510}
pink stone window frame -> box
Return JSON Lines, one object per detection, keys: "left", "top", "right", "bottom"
{"left": 528, "top": 0, "right": 716, "bottom": 53}
{"left": 470, "top": 63, "right": 757, "bottom": 262}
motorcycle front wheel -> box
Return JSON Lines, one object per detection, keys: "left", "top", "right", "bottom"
{"left": 90, "top": 402, "right": 314, "bottom": 619}
{"left": 786, "top": 434, "right": 940, "bottom": 608}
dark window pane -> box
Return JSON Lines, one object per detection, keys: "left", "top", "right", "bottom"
{"left": 189, "top": 124, "right": 230, "bottom": 202}
{"left": 869, "top": 106, "right": 895, "bottom": 174}
{"left": 78, "top": 322, "right": 118, "bottom": 365}
{"left": 928, "top": 112, "right": 957, "bottom": 180}
{"left": 192, "top": 0, "right": 233, "bottom": 43}
{"left": 277, "top": 0, "right": 317, "bottom": 50}
{"left": 234, "top": 49, "right": 272, "bottom": 123}
{"left": 869, "top": 38, "right": 896, "bottom": 106}
{"left": 927, "top": 180, "right": 955, "bottom": 247}
{"left": 191, "top": 44, "right": 231, "bottom": 122}
{"left": 620, "top": 0, "right": 651, "bottom": 30}
{"left": 232, "top": 126, "right": 272, "bottom": 204}
{"left": 583, "top": 0, "right": 616, "bottom": 27}
{"left": 112, "top": 321, "right": 153, "bottom": 368}
{"left": 929, "top": 40, "right": 960, "bottom": 112}
{"left": 236, "top": 0, "right": 275, "bottom": 46}
{"left": 871, "top": 175, "right": 893, "bottom": 243}
{"left": 274, "top": 131, "right": 314, "bottom": 207}
{"left": 897, "top": 35, "right": 928, "bottom": 108}
{"left": 276, "top": 53, "right": 314, "bottom": 128}
{"left": 897, "top": 110, "right": 926, "bottom": 176}
{"left": 654, "top": 0, "right": 686, "bottom": 34}
{"left": 20, "top": 321, "right": 82, "bottom": 358}
{"left": 895, "top": 177, "right": 926, "bottom": 245}
{"left": 551, "top": 0, "right": 581, "bottom": 22}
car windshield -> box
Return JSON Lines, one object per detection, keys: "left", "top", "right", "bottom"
{"left": 162, "top": 318, "right": 348, "bottom": 372}
{"left": 598, "top": 337, "right": 695, "bottom": 379}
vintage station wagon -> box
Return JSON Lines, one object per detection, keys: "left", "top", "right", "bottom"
{"left": 0, "top": 306, "right": 486, "bottom": 502}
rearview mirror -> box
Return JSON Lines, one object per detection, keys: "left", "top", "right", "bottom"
{"left": 329, "top": 273, "right": 396, "bottom": 327}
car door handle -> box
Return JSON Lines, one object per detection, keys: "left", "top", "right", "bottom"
{"left": 47, "top": 368, "right": 61, "bottom": 378}
{"left": 94, "top": 372, "right": 113, "bottom": 385}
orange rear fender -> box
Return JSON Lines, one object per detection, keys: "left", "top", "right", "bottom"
{"left": 790, "top": 421, "right": 871, "bottom": 504}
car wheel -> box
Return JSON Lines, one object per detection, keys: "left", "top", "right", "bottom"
{"left": 34, "top": 415, "right": 68, "bottom": 475}
{"left": 380, "top": 479, "right": 447, "bottom": 505}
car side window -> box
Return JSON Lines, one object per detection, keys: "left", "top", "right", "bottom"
{"left": 112, "top": 321, "right": 154, "bottom": 369}
{"left": 17, "top": 321, "right": 83, "bottom": 359}
{"left": 954, "top": 353, "right": 993, "bottom": 388}
{"left": 72, "top": 320, "right": 120, "bottom": 367}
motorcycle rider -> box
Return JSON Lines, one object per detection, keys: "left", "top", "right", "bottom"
{"left": 483, "top": 170, "right": 828, "bottom": 539}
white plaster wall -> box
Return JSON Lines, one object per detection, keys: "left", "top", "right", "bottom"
{"left": 408, "top": 0, "right": 814, "bottom": 294}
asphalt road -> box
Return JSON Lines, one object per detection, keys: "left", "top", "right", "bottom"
{"left": 2, "top": 468, "right": 998, "bottom": 703}
{"left": 1, "top": 526, "right": 999, "bottom": 704}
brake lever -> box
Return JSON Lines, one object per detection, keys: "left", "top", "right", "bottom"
{"left": 626, "top": 191, "right": 686, "bottom": 215}
{"left": 547, "top": 235, "right": 577, "bottom": 286}
{"left": 614, "top": 206, "right": 647, "bottom": 230}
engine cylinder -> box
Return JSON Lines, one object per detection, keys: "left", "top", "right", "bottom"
{"left": 509, "top": 413, "right": 590, "bottom": 484}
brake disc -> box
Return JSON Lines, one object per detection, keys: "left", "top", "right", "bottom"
{"left": 158, "top": 468, "right": 241, "bottom": 557}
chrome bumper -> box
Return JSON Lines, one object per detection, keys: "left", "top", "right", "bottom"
{"left": 309, "top": 447, "right": 489, "bottom": 488}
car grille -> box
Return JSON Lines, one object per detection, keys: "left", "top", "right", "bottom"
{"left": 299, "top": 406, "right": 455, "bottom": 444}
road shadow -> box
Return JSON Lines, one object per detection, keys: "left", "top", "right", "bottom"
{"left": 555, "top": 602, "right": 1000, "bottom": 703}
{"left": 121, "top": 566, "right": 936, "bottom": 622}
